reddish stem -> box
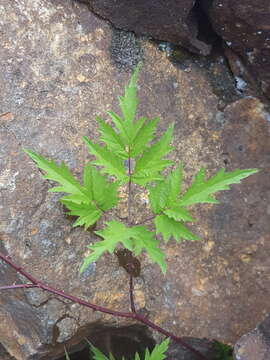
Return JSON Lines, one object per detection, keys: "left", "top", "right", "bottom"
{"left": 0, "top": 252, "right": 208, "bottom": 360}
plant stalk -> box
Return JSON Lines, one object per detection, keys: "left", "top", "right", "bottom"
{"left": 127, "top": 156, "right": 132, "bottom": 225}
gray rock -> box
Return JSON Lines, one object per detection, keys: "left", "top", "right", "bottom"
{"left": 205, "top": 0, "right": 270, "bottom": 99}
{"left": 87, "top": 0, "right": 211, "bottom": 55}
{"left": 234, "top": 314, "right": 270, "bottom": 360}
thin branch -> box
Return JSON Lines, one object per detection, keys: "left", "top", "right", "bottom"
{"left": 129, "top": 275, "right": 136, "bottom": 313}
{"left": 0, "top": 252, "right": 208, "bottom": 360}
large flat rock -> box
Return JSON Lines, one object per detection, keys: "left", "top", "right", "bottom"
{"left": 206, "top": 0, "right": 270, "bottom": 100}
{"left": 87, "top": 0, "right": 211, "bottom": 55}
{"left": 0, "top": 0, "right": 269, "bottom": 359}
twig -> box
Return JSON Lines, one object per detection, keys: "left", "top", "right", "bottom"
{"left": 0, "top": 251, "right": 208, "bottom": 360}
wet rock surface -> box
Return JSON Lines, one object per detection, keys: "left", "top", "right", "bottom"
{"left": 206, "top": 0, "right": 270, "bottom": 100}
{"left": 0, "top": 0, "right": 270, "bottom": 359}
{"left": 87, "top": 0, "right": 212, "bottom": 55}
{"left": 234, "top": 314, "right": 270, "bottom": 360}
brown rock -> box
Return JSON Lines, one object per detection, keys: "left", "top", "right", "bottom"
{"left": 205, "top": 0, "right": 270, "bottom": 99}
{"left": 0, "top": 0, "right": 269, "bottom": 359}
{"left": 234, "top": 314, "right": 270, "bottom": 360}
{"left": 87, "top": 0, "right": 211, "bottom": 55}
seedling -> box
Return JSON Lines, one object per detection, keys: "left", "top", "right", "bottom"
{"left": 0, "top": 65, "right": 258, "bottom": 360}
{"left": 24, "top": 65, "right": 258, "bottom": 275}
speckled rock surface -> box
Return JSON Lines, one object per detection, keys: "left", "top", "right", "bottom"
{"left": 87, "top": 0, "right": 212, "bottom": 55}
{"left": 0, "top": 0, "right": 270, "bottom": 359}
{"left": 234, "top": 314, "right": 270, "bottom": 360}
{"left": 205, "top": 0, "right": 270, "bottom": 100}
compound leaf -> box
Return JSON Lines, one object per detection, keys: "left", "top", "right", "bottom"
{"left": 107, "top": 111, "right": 130, "bottom": 145}
{"left": 83, "top": 163, "right": 119, "bottom": 211}
{"left": 149, "top": 181, "right": 170, "bottom": 214}
{"left": 166, "top": 165, "right": 183, "bottom": 206}
{"left": 119, "top": 64, "right": 140, "bottom": 125}
{"left": 132, "top": 124, "right": 174, "bottom": 185}
{"left": 164, "top": 206, "right": 194, "bottom": 222}
{"left": 179, "top": 168, "right": 259, "bottom": 206}
{"left": 130, "top": 117, "right": 159, "bottom": 157}
{"left": 144, "top": 338, "right": 170, "bottom": 360}
{"left": 90, "top": 344, "right": 114, "bottom": 360}
{"left": 131, "top": 226, "right": 166, "bottom": 274}
{"left": 96, "top": 116, "right": 128, "bottom": 159}
{"left": 148, "top": 165, "right": 183, "bottom": 214}
{"left": 24, "top": 149, "right": 90, "bottom": 203}
{"left": 62, "top": 200, "right": 101, "bottom": 229}
{"left": 83, "top": 136, "right": 128, "bottom": 183}
{"left": 80, "top": 221, "right": 134, "bottom": 273}
{"left": 154, "top": 214, "right": 199, "bottom": 243}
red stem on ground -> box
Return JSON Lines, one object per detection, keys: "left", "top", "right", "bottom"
{"left": 0, "top": 251, "right": 207, "bottom": 360}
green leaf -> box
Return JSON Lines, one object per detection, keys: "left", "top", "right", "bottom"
{"left": 90, "top": 344, "right": 113, "bottom": 360}
{"left": 166, "top": 165, "right": 183, "bottom": 207}
{"left": 83, "top": 163, "right": 119, "bottom": 211}
{"left": 212, "top": 340, "right": 233, "bottom": 360}
{"left": 83, "top": 136, "right": 128, "bottom": 183}
{"left": 80, "top": 221, "right": 134, "bottom": 273}
{"left": 107, "top": 111, "right": 130, "bottom": 145}
{"left": 154, "top": 214, "right": 199, "bottom": 243}
{"left": 81, "top": 221, "right": 166, "bottom": 274}
{"left": 64, "top": 347, "right": 71, "bottom": 360}
{"left": 61, "top": 200, "right": 101, "bottom": 229}
{"left": 96, "top": 116, "right": 128, "bottom": 159}
{"left": 130, "top": 117, "right": 159, "bottom": 157}
{"left": 148, "top": 165, "right": 183, "bottom": 214}
{"left": 132, "top": 124, "right": 174, "bottom": 185}
{"left": 179, "top": 168, "right": 259, "bottom": 206}
{"left": 149, "top": 181, "right": 170, "bottom": 214}
{"left": 164, "top": 205, "right": 194, "bottom": 222}
{"left": 119, "top": 63, "right": 141, "bottom": 124}
{"left": 131, "top": 226, "right": 166, "bottom": 274}
{"left": 144, "top": 338, "right": 170, "bottom": 360}
{"left": 24, "top": 149, "right": 90, "bottom": 203}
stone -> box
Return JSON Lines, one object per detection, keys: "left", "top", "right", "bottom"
{"left": 0, "top": 0, "right": 270, "bottom": 359}
{"left": 205, "top": 0, "right": 270, "bottom": 99}
{"left": 0, "top": 243, "right": 45, "bottom": 359}
{"left": 87, "top": 0, "right": 212, "bottom": 55}
{"left": 0, "top": 343, "right": 16, "bottom": 360}
{"left": 167, "top": 338, "right": 216, "bottom": 359}
{"left": 234, "top": 314, "right": 270, "bottom": 360}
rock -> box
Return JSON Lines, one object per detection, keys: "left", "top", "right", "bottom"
{"left": 87, "top": 0, "right": 211, "bottom": 55}
{"left": 167, "top": 338, "right": 216, "bottom": 359}
{"left": 0, "top": 243, "right": 45, "bottom": 359}
{"left": 0, "top": 0, "right": 270, "bottom": 359}
{"left": 205, "top": 0, "right": 270, "bottom": 99}
{"left": 0, "top": 343, "right": 16, "bottom": 360}
{"left": 234, "top": 314, "right": 270, "bottom": 360}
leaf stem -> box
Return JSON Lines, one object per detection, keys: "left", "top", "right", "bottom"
{"left": 127, "top": 155, "right": 132, "bottom": 225}
{"left": 0, "top": 251, "right": 208, "bottom": 360}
